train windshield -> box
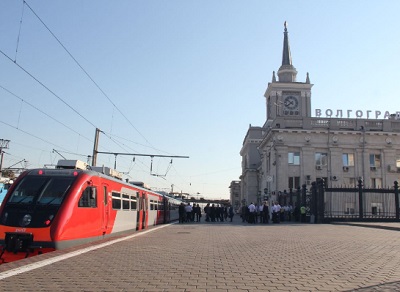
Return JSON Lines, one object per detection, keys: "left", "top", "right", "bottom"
{"left": 7, "top": 175, "right": 76, "bottom": 206}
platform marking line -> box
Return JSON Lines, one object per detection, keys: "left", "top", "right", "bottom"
{"left": 0, "top": 223, "right": 172, "bottom": 280}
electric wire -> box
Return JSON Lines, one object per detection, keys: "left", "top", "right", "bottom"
{"left": 0, "top": 84, "right": 92, "bottom": 142}
{"left": 0, "top": 49, "right": 97, "bottom": 129}
{"left": 0, "top": 119, "right": 71, "bottom": 152}
{"left": 14, "top": 0, "right": 25, "bottom": 62}
{"left": 3, "top": 2, "right": 190, "bottom": 193}
{"left": 23, "top": 0, "right": 152, "bottom": 146}
{"left": 23, "top": 1, "right": 177, "bottom": 177}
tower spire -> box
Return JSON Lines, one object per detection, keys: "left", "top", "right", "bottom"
{"left": 282, "top": 21, "right": 292, "bottom": 66}
{"left": 277, "top": 21, "right": 297, "bottom": 82}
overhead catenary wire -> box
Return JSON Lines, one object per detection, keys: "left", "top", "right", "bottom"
{"left": 0, "top": 49, "right": 97, "bottom": 129}
{"left": 14, "top": 0, "right": 25, "bottom": 62}
{"left": 0, "top": 84, "right": 92, "bottom": 142}
{"left": 23, "top": 0, "right": 152, "bottom": 147}
{"left": 21, "top": 1, "right": 182, "bottom": 177}
{"left": 3, "top": 2, "right": 191, "bottom": 190}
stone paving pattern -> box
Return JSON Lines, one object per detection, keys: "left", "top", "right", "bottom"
{"left": 1, "top": 218, "right": 400, "bottom": 291}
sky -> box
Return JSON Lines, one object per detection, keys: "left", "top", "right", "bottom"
{"left": 1, "top": 0, "right": 400, "bottom": 200}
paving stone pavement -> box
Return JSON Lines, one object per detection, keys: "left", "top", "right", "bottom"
{"left": 1, "top": 217, "right": 400, "bottom": 291}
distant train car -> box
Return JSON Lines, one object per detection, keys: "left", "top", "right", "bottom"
{"left": 0, "top": 160, "right": 180, "bottom": 264}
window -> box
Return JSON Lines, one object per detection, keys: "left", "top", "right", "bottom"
{"left": 369, "top": 154, "right": 381, "bottom": 167}
{"left": 78, "top": 186, "right": 97, "bottom": 208}
{"left": 396, "top": 157, "right": 400, "bottom": 168}
{"left": 9, "top": 175, "right": 75, "bottom": 205}
{"left": 122, "top": 194, "right": 130, "bottom": 210}
{"left": 112, "top": 192, "right": 121, "bottom": 209}
{"left": 288, "top": 177, "right": 300, "bottom": 189}
{"left": 315, "top": 153, "right": 328, "bottom": 166}
{"left": 288, "top": 152, "right": 300, "bottom": 165}
{"left": 342, "top": 153, "right": 354, "bottom": 166}
{"left": 371, "top": 178, "right": 382, "bottom": 188}
{"left": 130, "top": 196, "right": 137, "bottom": 210}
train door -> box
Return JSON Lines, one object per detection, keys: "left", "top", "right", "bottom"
{"left": 136, "top": 192, "right": 142, "bottom": 230}
{"left": 101, "top": 184, "right": 109, "bottom": 235}
{"left": 163, "top": 197, "right": 169, "bottom": 223}
{"left": 142, "top": 193, "right": 148, "bottom": 229}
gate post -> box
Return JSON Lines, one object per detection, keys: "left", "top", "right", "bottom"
{"left": 394, "top": 181, "right": 399, "bottom": 220}
{"left": 311, "top": 182, "right": 317, "bottom": 223}
{"left": 358, "top": 179, "right": 363, "bottom": 219}
{"left": 318, "top": 179, "right": 325, "bottom": 223}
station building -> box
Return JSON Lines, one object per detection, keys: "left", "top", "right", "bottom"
{"left": 239, "top": 23, "right": 400, "bottom": 207}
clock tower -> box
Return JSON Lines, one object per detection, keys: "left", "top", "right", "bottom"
{"left": 264, "top": 22, "right": 313, "bottom": 120}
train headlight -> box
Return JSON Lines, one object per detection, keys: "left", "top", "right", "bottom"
{"left": 20, "top": 214, "right": 32, "bottom": 227}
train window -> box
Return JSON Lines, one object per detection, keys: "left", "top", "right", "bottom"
{"left": 112, "top": 192, "right": 121, "bottom": 210}
{"left": 103, "top": 186, "right": 108, "bottom": 206}
{"left": 78, "top": 187, "right": 97, "bottom": 208}
{"left": 122, "top": 194, "right": 129, "bottom": 199}
{"left": 150, "top": 200, "right": 154, "bottom": 210}
{"left": 131, "top": 198, "right": 137, "bottom": 210}
{"left": 8, "top": 175, "right": 75, "bottom": 206}
{"left": 122, "top": 199, "right": 130, "bottom": 210}
{"left": 37, "top": 177, "right": 73, "bottom": 205}
{"left": 112, "top": 198, "right": 121, "bottom": 209}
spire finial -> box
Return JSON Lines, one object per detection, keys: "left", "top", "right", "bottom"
{"left": 278, "top": 21, "right": 297, "bottom": 82}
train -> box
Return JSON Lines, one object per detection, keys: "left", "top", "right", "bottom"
{"left": 0, "top": 160, "right": 181, "bottom": 264}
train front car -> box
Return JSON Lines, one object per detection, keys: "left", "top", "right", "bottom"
{"left": 0, "top": 167, "right": 82, "bottom": 263}
{"left": 0, "top": 159, "right": 176, "bottom": 264}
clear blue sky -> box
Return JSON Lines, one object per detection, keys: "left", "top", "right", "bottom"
{"left": 1, "top": 1, "right": 400, "bottom": 199}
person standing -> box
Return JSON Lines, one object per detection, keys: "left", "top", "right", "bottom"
{"left": 210, "top": 204, "right": 216, "bottom": 222}
{"left": 241, "top": 205, "right": 248, "bottom": 222}
{"left": 248, "top": 202, "right": 256, "bottom": 224}
{"left": 228, "top": 204, "right": 234, "bottom": 222}
{"left": 185, "top": 203, "right": 193, "bottom": 223}
{"left": 204, "top": 203, "right": 210, "bottom": 222}
{"left": 300, "top": 205, "right": 306, "bottom": 222}
{"left": 195, "top": 204, "right": 201, "bottom": 222}
{"left": 262, "top": 201, "right": 269, "bottom": 224}
{"left": 179, "top": 202, "right": 186, "bottom": 223}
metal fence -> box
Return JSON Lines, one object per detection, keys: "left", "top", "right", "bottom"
{"left": 309, "top": 180, "right": 399, "bottom": 223}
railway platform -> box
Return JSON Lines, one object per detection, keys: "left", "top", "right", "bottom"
{"left": 1, "top": 217, "right": 400, "bottom": 291}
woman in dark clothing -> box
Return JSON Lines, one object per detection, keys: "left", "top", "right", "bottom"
{"left": 228, "top": 205, "right": 234, "bottom": 222}
{"left": 262, "top": 202, "right": 269, "bottom": 224}
{"left": 194, "top": 204, "right": 202, "bottom": 222}
{"left": 210, "top": 204, "right": 216, "bottom": 222}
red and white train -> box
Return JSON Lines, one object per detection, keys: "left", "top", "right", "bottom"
{"left": 0, "top": 160, "right": 181, "bottom": 264}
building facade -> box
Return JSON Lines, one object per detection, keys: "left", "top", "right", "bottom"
{"left": 240, "top": 22, "right": 400, "bottom": 207}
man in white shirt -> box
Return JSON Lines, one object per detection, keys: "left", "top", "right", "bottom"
{"left": 185, "top": 203, "right": 193, "bottom": 222}
{"left": 248, "top": 202, "right": 256, "bottom": 223}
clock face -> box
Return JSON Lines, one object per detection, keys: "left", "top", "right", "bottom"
{"left": 284, "top": 95, "right": 299, "bottom": 110}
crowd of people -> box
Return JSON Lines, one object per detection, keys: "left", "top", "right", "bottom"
{"left": 178, "top": 203, "right": 235, "bottom": 223}
{"left": 178, "top": 201, "right": 307, "bottom": 224}
{"left": 240, "top": 201, "right": 306, "bottom": 224}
